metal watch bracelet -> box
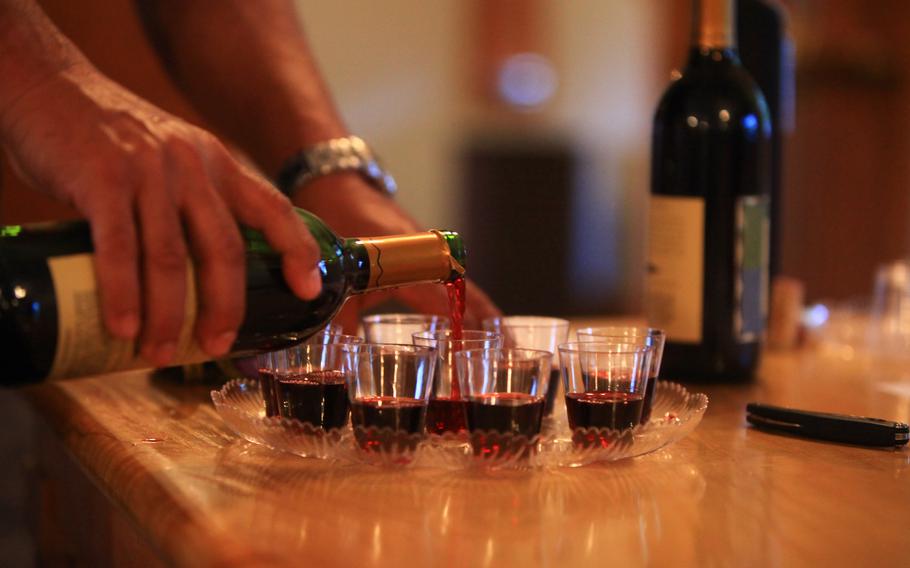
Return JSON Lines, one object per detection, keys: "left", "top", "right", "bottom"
{"left": 275, "top": 135, "right": 397, "bottom": 198}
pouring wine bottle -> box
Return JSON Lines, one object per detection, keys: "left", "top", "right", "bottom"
{"left": 0, "top": 209, "right": 466, "bottom": 384}
{"left": 646, "top": 0, "right": 772, "bottom": 382}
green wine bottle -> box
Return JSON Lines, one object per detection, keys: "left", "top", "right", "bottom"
{"left": 0, "top": 209, "right": 466, "bottom": 384}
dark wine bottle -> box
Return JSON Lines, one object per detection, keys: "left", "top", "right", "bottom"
{"left": 646, "top": 0, "right": 771, "bottom": 382}
{"left": 0, "top": 210, "right": 466, "bottom": 384}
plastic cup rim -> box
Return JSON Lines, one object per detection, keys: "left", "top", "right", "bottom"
{"left": 412, "top": 329, "right": 501, "bottom": 339}
{"left": 353, "top": 342, "right": 436, "bottom": 353}
{"left": 557, "top": 341, "right": 652, "bottom": 355}
{"left": 576, "top": 326, "right": 665, "bottom": 339}
{"left": 482, "top": 315, "right": 571, "bottom": 329}
{"left": 362, "top": 313, "right": 451, "bottom": 325}
{"left": 453, "top": 347, "right": 554, "bottom": 359}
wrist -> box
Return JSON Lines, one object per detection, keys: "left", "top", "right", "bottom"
{"left": 275, "top": 135, "right": 397, "bottom": 200}
{"left": 0, "top": 61, "right": 96, "bottom": 140}
{"left": 290, "top": 173, "right": 421, "bottom": 237}
{"left": 294, "top": 171, "right": 372, "bottom": 197}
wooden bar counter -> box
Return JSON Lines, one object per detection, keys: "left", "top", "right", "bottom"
{"left": 19, "top": 344, "right": 910, "bottom": 566}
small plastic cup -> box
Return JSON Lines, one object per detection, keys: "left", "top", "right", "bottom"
{"left": 868, "top": 260, "right": 910, "bottom": 353}
{"left": 345, "top": 343, "right": 437, "bottom": 464}
{"left": 455, "top": 348, "right": 553, "bottom": 460}
{"left": 558, "top": 342, "right": 652, "bottom": 448}
{"left": 576, "top": 326, "right": 665, "bottom": 423}
{"left": 361, "top": 313, "right": 450, "bottom": 344}
{"left": 257, "top": 341, "right": 362, "bottom": 429}
{"left": 482, "top": 316, "right": 569, "bottom": 415}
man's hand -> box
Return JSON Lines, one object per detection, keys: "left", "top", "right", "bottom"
{"left": 291, "top": 173, "right": 501, "bottom": 333}
{"left": 0, "top": 64, "right": 323, "bottom": 365}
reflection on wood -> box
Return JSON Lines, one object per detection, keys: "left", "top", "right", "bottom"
{"left": 21, "top": 341, "right": 910, "bottom": 566}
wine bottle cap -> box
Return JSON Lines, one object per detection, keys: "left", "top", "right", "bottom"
{"left": 355, "top": 231, "right": 462, "bottom": 290}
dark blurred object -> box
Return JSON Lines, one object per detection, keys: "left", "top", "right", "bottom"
{"left": 157, "top": 358, "right": 260, "bottom": 384}
{"left": 152, "top": 362, "right": 228, "bottom": 385}
{"left": 737, "top": 0, "right": 794, "bottom": 277}
{"left": 462, "top": 135, "right": 576, "bottom": 316}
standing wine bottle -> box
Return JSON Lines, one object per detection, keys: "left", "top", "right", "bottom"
{"left": 0, "top": 209, "right": 466, "bottom": 384}
{"left": 646, "top": 0, "right": 771, "bottom": 382}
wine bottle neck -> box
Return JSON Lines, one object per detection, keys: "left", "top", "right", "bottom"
{"left": 693, "top": 0, "right": 736, "bottom": 50}
{"left": 347, "top": 230, "right": 466, "bottom": 293}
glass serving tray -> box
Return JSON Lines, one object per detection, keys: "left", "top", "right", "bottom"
{"left": 211, "top": 379, "right": 708, "bottom": 469}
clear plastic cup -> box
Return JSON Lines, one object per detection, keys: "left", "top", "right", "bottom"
{"left": 576, "top": 326, "right": 665, "bottom": 423}
{"left": 483, "top": 316, "right": 569, "bottom": 415}
{"left": 361, "top": 313, "right": 449, "bottom": 344}
{"left": 345, "top": 343, "right": 437, "bottom": 463}
{"left": 455, "top": 347, "right": 553, "bottom": 460}
{"left": 558, "top": 341, "right": 653, "bottom": 447}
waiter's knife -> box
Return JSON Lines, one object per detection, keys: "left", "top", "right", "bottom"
{"left": 746, "top": 402, "right": 909, "bottom": 448}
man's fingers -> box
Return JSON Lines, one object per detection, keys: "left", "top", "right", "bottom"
{"left": 179, "top": 174, "right": 246, "bottom": 357}
{"left": 218, "top": 163, "right": 322, "bottom": 300}
{"left": 86, "top": 189, "right": 141, "bottom": 341}
{"left": 135, "top": 161, "right": 188, "bottom": 366}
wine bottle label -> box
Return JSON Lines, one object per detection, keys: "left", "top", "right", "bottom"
{"left": 646, "top": 195, "right": 705, "bottom": 343}
{"left": 735, "top": 196, "right": 769, "bottom": 342}
{"left": 46, "top": 254, "right": 209, "bottom": 379}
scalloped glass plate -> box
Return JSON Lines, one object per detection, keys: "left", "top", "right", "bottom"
{"left": 211, "top": 379, "right": 708, "bottom": 468}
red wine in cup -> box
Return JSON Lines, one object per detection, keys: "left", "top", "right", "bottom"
{"left": 446, "top": 359, "right": 544, "bottom": 437}
{"left": 467, "top": 392, "right": 545, "bottom": 435}
{"left": 275, "top": 370, "right": 350, "bottom": 429}
{"left": 426, "top": 397, "right": 468, "bottom": 435}
{"left": 351, "top": 397, "right": 427, "bottom": 451}
{"left": 565, "top": 391, "right": 644, "bottom": 431}
{"left": 467, "top": 393, "right": 545, "bottom": 457}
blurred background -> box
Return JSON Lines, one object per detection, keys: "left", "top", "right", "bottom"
{"left": 2, "top": 0, "right": 910, "bottom": 564}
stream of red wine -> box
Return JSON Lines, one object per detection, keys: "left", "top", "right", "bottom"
{"left": 445, "top": 276, "right": 466, "bottom": 401}
{"left": 446, "top": 276, "right": 465, "bottom": 341}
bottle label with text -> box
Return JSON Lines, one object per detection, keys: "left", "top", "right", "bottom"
{"left": 47, "top": 254, "right": 209, "bottom": 379}
{"left": 646, "top": 195, "right": 705, "bottom": 343}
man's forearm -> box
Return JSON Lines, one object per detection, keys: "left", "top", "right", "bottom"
{"left": 136, "top": 0, "right": 349, "bottom": 178}
{"left": 0, "top": 0, "right": 88, "bottom": 133}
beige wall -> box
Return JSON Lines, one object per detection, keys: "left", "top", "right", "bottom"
{"left": 296, "top": 0, "right": 663, "bottom": 312}
{"left": 294, "top": 1, "right": 470, "bottom": 231}
{"left": 548, "top": 1, "right": 662, "bottom": 311}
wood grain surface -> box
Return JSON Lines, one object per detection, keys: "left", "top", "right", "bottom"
{"left": 22, "top": 344, "right": 910, "bottom": 567}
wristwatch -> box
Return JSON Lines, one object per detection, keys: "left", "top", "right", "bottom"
{"left": 275, "top": 135, "right": 397, "bottom": 198}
